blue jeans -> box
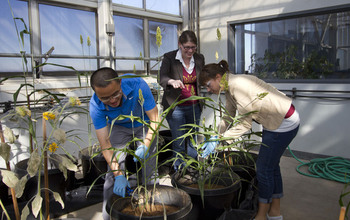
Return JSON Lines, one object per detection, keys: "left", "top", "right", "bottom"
{"left": 102, "top": 125, "right": 158, "bottom": 220}
{"left": 166, "top": 103, "right": 201, "bottom": 169}
{"left": 256, "top": 126, "right": 299, "bottom": 203}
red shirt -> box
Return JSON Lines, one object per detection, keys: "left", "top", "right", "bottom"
{"left": 179, "top": 67, "right": 198, "bottom": 106}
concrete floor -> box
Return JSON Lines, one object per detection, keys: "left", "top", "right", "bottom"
{"left": 55, "top": 155, "right": 348, "bottom": 220}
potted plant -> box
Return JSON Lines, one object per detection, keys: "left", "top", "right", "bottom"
{"left": 103, "top": 89, "right": 198, "bottom": 219}
{"left": 169, "top": 70, "right": 265, "bottom": 219}
{"left": 169, "top": 115, "right": 243, "bottom": 220}
{"left": 1, "top": 96, "right": 83, "bottom": 219}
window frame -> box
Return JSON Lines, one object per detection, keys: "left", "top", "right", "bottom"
{"left": 0, "top": 0, "right": 182, "bottom": 77}
{"left": 228, "top": 4, "right": 350, "bottom": 83}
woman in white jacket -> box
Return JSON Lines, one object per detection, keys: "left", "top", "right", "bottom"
{"left": 199, "top": 60, "right": 300, "bottom": 220}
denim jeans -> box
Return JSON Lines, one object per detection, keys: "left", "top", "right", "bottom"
{"left": 256, "top": 125, "right": 299, "bottom": 203}
{"left": 102, "top": 125, "right": 158, "bottom": 220}
{"left": 166, "top": 103, "right": 201, "bottom": 169}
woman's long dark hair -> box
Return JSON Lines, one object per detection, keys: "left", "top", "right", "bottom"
{"left": 199, "top": 60, "right": 229, "bottom": 85}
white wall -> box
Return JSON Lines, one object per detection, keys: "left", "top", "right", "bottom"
{"left": 198, "top": 0, "right": 350, "bottom": 158}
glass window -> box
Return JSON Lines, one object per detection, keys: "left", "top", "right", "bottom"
{"left": 112, "top": 0, "right": 142, "bottom": 8}
{"left": 0, "top": 0, "right": 29, "bottom": 72}
{"left": 149, "top": 21, "right": 178, "bottom": 71}
{"left": 39, "top": 4, "right": 97, "bottom": 72}
{"left": 146, "top": 0, "right": 180, "bottom": 15}
{"left": 233, "top": 10, "right": 350, "bottom": 80}
{"left": 114, "top": 15, "right": 144, "bottom": 71}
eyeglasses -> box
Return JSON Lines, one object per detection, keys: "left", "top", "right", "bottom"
{"left": 99, "top": 90, "right": 122, "bottom": 103}
{"left": 205, "top": 80, "right": 212, "bottom": 89}
{"left": 182, "top": 45, "right": 197, "bottom": 51}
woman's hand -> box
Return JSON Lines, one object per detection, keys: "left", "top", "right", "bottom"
{"left": 168, "top": 79, "right": 185, "bottom": 89}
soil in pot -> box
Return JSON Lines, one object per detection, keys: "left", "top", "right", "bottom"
{"left": 171, "top": 169, "right": 241, "bottom": 220}
{"left": 121, "top": 204, "right": 179, "bottom": 216}
{"left": 106, "top": 185, "right": 192, "bottom": 220}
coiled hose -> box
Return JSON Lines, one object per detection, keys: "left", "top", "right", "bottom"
{"left": 288, "top": 146, "right": 350, "bottom": 184}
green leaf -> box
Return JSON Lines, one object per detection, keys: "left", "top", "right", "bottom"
{"left": 1, "top": 170, "right": 19, "bottom": 188}
{"left": 0, "top": 75, "right": 23, "bottom": 84}
{"left": 21, "top": 204, "right": 30, "bottom": 220}
{"left": 14, "top": 17, "right": 30, "bottom": 47}
{"left": 0, "top": 143, "right": 11, "bottom": 162}
{"left": 53, "top": 192, "right": 64, "bottom": 209}
{"left": 36, "top": 89, "right": 66, "bottom": 104}
{"left": 31, "top": 194, "right": 43, "bottom": 218}
{"left": 13, "top": 83, "right": 34, "bottom": 104}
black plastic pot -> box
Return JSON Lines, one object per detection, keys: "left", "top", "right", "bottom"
{"left": 50, "top": 154, "right": 78, "bottom": 191}
{"left": 106, "top": 185, "right": 192, "bottom": 220}
{"left": 216, "top": 151, "right": 258, "bottom": 208}
{"left": 171, "top": 169, "right": 241, "bottom": 220}
{"left": 14, "top": 158, "right": 66, "bottom": 202}
{"left": 79, "top": 146, "right": 107, "bottom": 185}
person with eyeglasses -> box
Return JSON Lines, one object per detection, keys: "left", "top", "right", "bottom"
{"left": 159, "top": 30, "right": 205, "bottom": 172}
{"left": 89, "top": 67, "right": 159, "bottom": 220}
{"left": 199, "top": 60, "right": 300, "bottom": 220}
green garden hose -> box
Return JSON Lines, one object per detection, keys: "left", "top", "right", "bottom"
{"left": 288, "top": 146, "right": 350, "bottom": 184}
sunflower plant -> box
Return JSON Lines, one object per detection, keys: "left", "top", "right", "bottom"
{"left": 0, "top": 96, "right": 83, "bottom": 219}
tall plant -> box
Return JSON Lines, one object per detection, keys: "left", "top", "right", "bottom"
{"left": 0, "top": 2, "right": 91, "bottom": 219}
{"left": 1, "top": 97, "right": 82, "bottom": 219}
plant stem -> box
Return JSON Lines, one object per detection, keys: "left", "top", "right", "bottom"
{"left": 0, "top": 199, "right": 11, "bottom": 220}
{"left": 42, "top": 119, "right": 50, "bottom": 220}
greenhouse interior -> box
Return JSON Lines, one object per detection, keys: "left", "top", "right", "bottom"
{"left": 1, "top": 0, "right": 350, "bottom": 219}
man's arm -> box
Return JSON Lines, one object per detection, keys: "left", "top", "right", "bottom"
{"left": 95, "top": 126, "right": 123, "bottom": 177}
{"left": 143, "top": 106, "right": 159, "bottom": 147}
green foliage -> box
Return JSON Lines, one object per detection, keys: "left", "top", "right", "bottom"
{"left": 250, "top": 45, "right": 334, "bottom": 79}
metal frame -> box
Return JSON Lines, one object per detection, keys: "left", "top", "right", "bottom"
{"left": 1, "top": 0, "right": 183, "bottom": 77}
{"left": 227, "top": 4, "right": 350, "bottom": 83}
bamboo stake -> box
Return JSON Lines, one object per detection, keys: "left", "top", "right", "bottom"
{"left": 0, "top": 123, "right": 20, "bottom": 220}
{"left": 42, "top": 119, "right": 50, "bottom": 220}
{"left": 339, "top": 206, "right": 346, "bottom": 220}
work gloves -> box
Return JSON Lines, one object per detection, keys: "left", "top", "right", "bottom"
{"left": 114, "top": 144, "right": 149, "bottom": 197}
{"left": 133, "top": 144, "right": 149, "bottom": 162}
{"left": 201, "top": 136, "right": 219, "bottom": 158}
{"left": 113, "top": 175, "right": 130, "bottom": 197}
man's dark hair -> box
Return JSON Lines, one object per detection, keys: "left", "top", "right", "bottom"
{"left": 90, "top": 67, "right": 120, "bottom": 90}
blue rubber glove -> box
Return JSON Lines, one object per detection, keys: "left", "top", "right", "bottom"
{"left": 133, "top": 144, "right": 150, "bottom": 162}
{"left": 201, "top": 136, "right": 219, "bottom": 158}
{"left": 113, "top": 175, "right": 130, "bottom": 197}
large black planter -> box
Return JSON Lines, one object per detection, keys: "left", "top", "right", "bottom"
{"left": 106, "top": 185, "right": 192, "bottom": 220}
{"left": 14, "top": 158, "right": 66, "bottom": 202}
{"left": 171, "top": 169, "right": 241, "bottom": 220}
{"left": 216, "top": 151, "right": 258, "bottom": 209}
{"left": 79, "top": 146, "right": 107, "bottom": 185}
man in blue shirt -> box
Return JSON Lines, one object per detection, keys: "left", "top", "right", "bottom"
{"left": 89, "top": 67, "right": 159, "bottom": 220}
